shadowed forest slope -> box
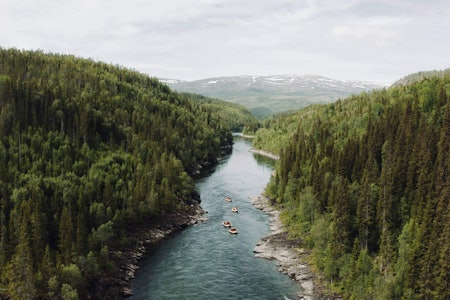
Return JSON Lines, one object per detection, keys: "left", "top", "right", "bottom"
{"left": 0, "top": 48, "right": 255, "bottom": 299}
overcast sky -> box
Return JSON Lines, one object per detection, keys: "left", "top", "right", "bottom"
{"left": 1, "top": 0, "right": 449, "bottom": 84}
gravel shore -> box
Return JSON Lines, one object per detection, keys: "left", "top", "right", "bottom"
{"left": 251, "top": 194, "right": 321, "bottom": 300}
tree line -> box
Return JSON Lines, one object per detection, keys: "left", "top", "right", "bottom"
{"left": 178, "top": 92, "right": 257, "bottom": 133}
{"left": 0, "top": 48, "right": 254, "bottom": 299}
{"left": 260, "top": 72, "right": 449, "bottom": 298}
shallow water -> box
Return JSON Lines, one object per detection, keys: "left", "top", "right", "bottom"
{"left": 129, "top": 137, "right": 300, "bottom": 299}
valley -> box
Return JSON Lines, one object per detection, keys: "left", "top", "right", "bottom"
{"left": 161, "top": 74, "right": 383, "bottom": 117}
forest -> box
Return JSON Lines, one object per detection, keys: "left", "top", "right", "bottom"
{"left": 0, "top": 48, "right": 256, "bottom": 299}
{"left": 1, "top": 47, "right": 448, "bottom": 299}
{"left": 177, "top": 92, "right": 258, "bottom": 133}
{"left": 258, "top": 71, "right": 450, "bottom": 298}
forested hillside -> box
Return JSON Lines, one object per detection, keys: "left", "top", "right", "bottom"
{"left": 251, "top": 105, "right": 322, "bottom": 155}
{"left": 178, "top": 92, "right": 258, "bottom": 132}
{"left": 263, "top": 74, "right": 450, "bottom": 298}
{"left": 252, "top": 89, "right": 388, "bottom": 156}
{"left": 0, "top": 48, "right": 244, "bottom": 299}
{"left": 392, "top": 68, "right": 450, "bottom": 87}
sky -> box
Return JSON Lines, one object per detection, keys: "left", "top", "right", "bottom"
{"left": 1, "top": 0, "right": 449, "bottom": 84}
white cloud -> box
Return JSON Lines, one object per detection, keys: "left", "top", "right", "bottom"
{"left": 331, "top": 16, "right": 412, "bottom": 44}
{"left": 1, "top": 0, "right": 450, "bottom": 83}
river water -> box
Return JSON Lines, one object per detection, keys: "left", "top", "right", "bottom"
{"left": 130, "top": 137, "right": 301, "bottom": 299}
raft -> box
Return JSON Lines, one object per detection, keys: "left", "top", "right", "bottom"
{"left": 228, "top": 227, "right": 238, "bottom": 234}
{"left": 223, "top": 221, "right": 232, "bottom": 227}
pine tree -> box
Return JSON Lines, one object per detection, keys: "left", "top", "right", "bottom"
{"left": 377, "top": 140, "right": 397, "bottom": 276}
{"left": 5, "top": 202, "right": 36, "bottom": 300}
{"left": 432, "top": 104, "right": 450, "bottom": 296}
{"left": 0, "top": 199, "right": 8, "bottom": 270}
{"left": 356, "top": 153, "right": 379, "bottom": 250}
{"left": 433, "top": 187, "right": 450, "bottom": 298}
{"left": 58, "top": 206, "right": 74, "bottom": 264}
{"left": 331, "top": 175, "right": 353, "bottom": 260}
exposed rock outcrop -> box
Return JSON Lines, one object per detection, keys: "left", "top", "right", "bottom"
{"left": 112, "top": 204, "right": 207, "bottom": 298}
{"left": 251, "top": 195, "right": 319, "bottom": 300}
{"left": 249, "top": 148, "right": 280, "bottom": 160}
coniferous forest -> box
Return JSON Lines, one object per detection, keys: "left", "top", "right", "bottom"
{"left": 1, "top": 47, "right": 449, "bottom": 299}
{"left": 0, "top": 48, "right": 257, "bottom": 299}
{"left": 260, "top": 72, "right": 450, "bottom": 298}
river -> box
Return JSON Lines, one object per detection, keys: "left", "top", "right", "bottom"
{"left": 129, "top": 136, "right": 301, "bottom": 299}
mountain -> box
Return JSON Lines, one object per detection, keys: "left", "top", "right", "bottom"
{"left": 160, "top": 75, "right": 383, "bottom": 117}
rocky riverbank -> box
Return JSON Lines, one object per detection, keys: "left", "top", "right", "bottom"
{"left": 251, "top": 194, "right": 321, "bottom": 300}
{"left": 107, "top": 204, "right": 207, "bottom": 298}
{"left": 249, "top": 148, "right": 280, "bottom": 160}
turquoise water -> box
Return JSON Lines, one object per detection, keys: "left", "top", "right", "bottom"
{"left": 129, "top": 137, "right": 301, "bottom": 299}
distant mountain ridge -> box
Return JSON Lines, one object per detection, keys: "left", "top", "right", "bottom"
{"left": 160, "top": 75, "right": 383, "bottom": 117}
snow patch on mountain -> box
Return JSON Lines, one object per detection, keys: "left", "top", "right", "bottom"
{"left": 159, "top": 78, "right": 186, "bottom": 85}
{"left": 162, "top": 74, "right": 381, "bottom": 92}
{"left": 158, "top": 74, "right": 384, "bottom": 116}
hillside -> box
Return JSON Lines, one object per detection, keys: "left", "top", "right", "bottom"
{"left": 259, "top": 74, "right": 450, "bottom": 298}
{"left": 161, "top": 75, "right": 382, "bottom": 117}
{"left": 0, "top": 48, "right": 241, "bottom": 299}
{"left": 392, "top": 68, "right": 450, "bottom": 86}
{"left": 178, "top": 92, "right": 258, "bottom": 132}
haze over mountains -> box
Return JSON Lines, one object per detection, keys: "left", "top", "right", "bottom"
{"left": 161, "top": 75, "right": 384, "bottom": 117}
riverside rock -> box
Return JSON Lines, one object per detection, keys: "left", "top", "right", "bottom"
{"left": 251, "top": 195, "right": 320, "bottom": 300}
{"left": 114, "top": 204, "right": 207, "bottom": 297}
{"left": 249, "top": 148, "right": 280, "bottom": 160}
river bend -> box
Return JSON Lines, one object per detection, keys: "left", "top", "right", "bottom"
{"left": 130, "top": 137, "right": 300, "bottom": 299}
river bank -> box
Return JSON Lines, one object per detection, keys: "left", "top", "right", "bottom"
{"left": 108, "top": 204, "right": 207, "bottom": 297}
{"left": 249, "top": 148, "right": 280, "bottom": 160}
{"left": 252, "top": 194, "right": 324, "bottom": 300}
{"left": 123, "top": 138, "right": 306, "bottom": 299}
{"left": 107, "top": 146, "right": 235, "bottom": 297}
